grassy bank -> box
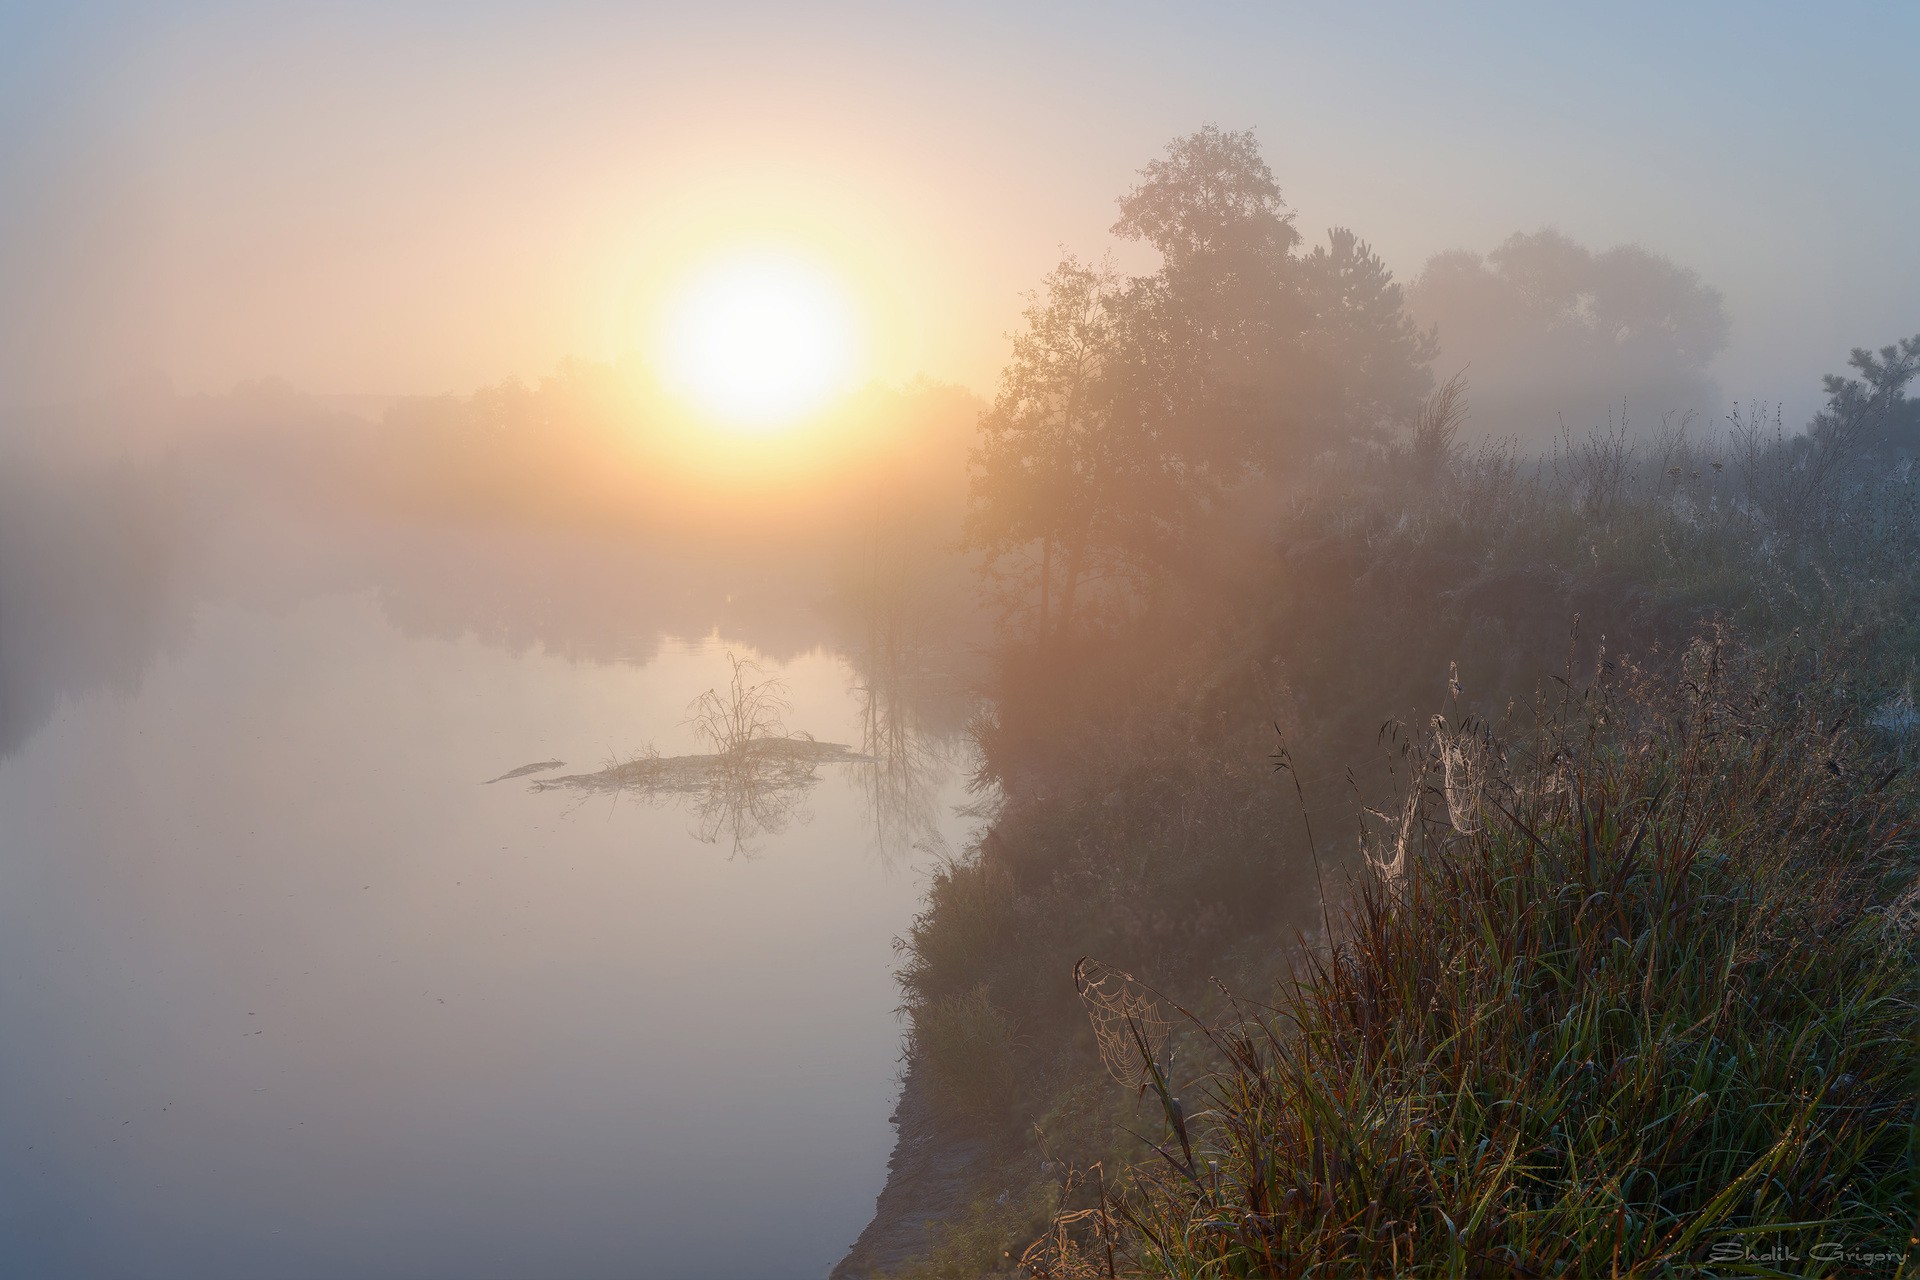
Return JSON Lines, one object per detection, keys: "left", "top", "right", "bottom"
{"left": 1033, "top": 635, "right": 1918, "bottom": 1275}
{"left": 879, "top": 387, "right": 1920, "bottom": 1276}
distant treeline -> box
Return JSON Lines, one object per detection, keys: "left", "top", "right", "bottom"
{"left": 369, "top": 365, "right": 980, "bottom": 548}
{"left": 0, "top": 368, "right": 986, "bottom": 754}
{"left": 957, "top": 126, "right": 1813, "bottom": 645}
{"left": 0, "top": 455, "right": 182, "bottom": 756}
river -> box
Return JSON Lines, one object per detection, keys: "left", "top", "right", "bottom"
{"left": 0, "top": 508, "right": 976, "bottom": 1278}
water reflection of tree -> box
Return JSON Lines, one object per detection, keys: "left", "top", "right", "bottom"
{"left": 841, "top": 526, "right": 982, "bottom": 864}
{"left": 852, "top": 657, "right": 973, "bottom": 863}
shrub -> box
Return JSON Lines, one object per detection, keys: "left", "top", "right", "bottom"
{"left": 912, "top": 986, "right": 1022, "bottom": 1130}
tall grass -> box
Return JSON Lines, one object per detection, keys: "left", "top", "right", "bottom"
{"left": 1037, "top": 634, "right": 1918, "bottom": 1276}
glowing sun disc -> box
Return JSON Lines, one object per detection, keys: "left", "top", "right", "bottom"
{"left": 659, "top": 250, "right": 860, "bottom": 429}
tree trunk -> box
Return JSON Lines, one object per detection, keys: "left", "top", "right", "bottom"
{"left": 1057, "top": 538, "right": 1086, "bottom": 639}
{"left": 1037, "top": 537, "right": 1052, "bottom": 638}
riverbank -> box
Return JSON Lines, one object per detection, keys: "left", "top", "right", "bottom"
{"left": 841, "top": 383, "right": 1920, "bottom": 1273}
{"left": 831, "top": 1064, "right": 990, "bottom": 1280}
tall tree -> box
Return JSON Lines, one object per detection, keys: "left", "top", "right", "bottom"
{"left": 970, "top": 129, "right": 1437, "bottom": 633}
{"left": 966, "top": 257, "right": 1123, "bottom": 635}
{"left": 1111, "top": 125, "right": 1305, "bottom": 471}
{"left": 1112, "top": 124, "right": 1300, "bottom": 289}
{"left": 1112, "top": 127, "right": 1432, "bottom": 467}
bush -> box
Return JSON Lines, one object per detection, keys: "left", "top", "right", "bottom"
{"left": 911, "top": 986, "right": 1022, "bottom": 1130}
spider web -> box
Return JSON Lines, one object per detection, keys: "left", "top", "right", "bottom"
{"left": 1074, "top": 958, "right": 1169, "bottom": 1090}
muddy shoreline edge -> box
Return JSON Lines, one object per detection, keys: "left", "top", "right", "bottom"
{"left": 831, "top": 1058, "right": 984, "bottom": 1279}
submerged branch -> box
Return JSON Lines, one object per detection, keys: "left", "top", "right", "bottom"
{"left": 528, "top": 736, "right": 872, "bottom": 795}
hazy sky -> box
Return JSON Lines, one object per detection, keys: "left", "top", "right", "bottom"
{"left": 4, "top": 1, "right": 1916, "bottom": 424}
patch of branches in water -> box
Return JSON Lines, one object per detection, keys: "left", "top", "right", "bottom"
{"left": 530, "top": 653, "right": 870, "bottom": 855}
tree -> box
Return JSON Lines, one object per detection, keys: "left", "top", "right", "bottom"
{"left": 1813, "top": 333, "right": 1920, "bottom": 456}
{"left": 1300, "top": 228, "right": 1440, "bottom": 440}
{"left": 965, "top": 257, "right": 1125, "bottom": 636}
{"left": 969, "top": 129, "right": 1438, "bottom": 635}
{"left": 1111, "top": 127, "right": 1433, "bottom": 468}
{"left": 1407, "top": 229, "right": 1728, "bottom": 447}
{"left": 1112, "top": 124, "right": 1300, "bottom": 287}
{"left": 1111, "top": 125, "right": 1303, "bottom": 472}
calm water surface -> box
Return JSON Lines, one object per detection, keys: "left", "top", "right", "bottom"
{"left": 0, "top": 543, "right": 974, "bottom": 1278}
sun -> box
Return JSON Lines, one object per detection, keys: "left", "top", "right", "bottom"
{"left": 658, "top": 249, "right": 862, "bottom": 431}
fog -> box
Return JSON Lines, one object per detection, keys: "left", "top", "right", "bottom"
{"left": 7, "top": 4, "right": 1919, "bottom": 421}
{"left": 3, "top": 4, "right": 1918, "bottom": 1277}
{"left": 0, "top": 383, "right": 990, "bottom": 1275}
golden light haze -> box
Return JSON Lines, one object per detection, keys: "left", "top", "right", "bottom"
{"left": 49, "top": 15, "right": 1018, "bottom": 405}
{"left": 6, "top": 3, "right": 1918, "bottom": 429}
{"left": 365, "top": 361, "right": 978, "bottom": 546}
{"left": 656, "top": 245, "right": 865, "bottom": 430}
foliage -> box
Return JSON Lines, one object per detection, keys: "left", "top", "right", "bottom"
{"left": 1299, "top": 228, "right": 1440, "bottom": 440}
{"left": 1081, "top": 636, "right": 1918, "bottom": 1276}
{"left": 967, "top": 128, "right": 1436, "bottom": 637}
{"left": 887, "top": 1181, "right": 1063, "bottom": 1280}
{"left": 901, "top": 331, "right": 1920, "bottom": 1273}
{"left": 966, "top": 258, "right": 1134, "bottom": 636}
{"left": 1110, "top": 125, "right": 1300, "bottom": 277}
{"left": 1813, "top": 332, "right": 1920, "bottom": 460}
{"left": 1407, "top": 230, "right": 1729, "bottom": 448}
{"left": 908, "top": 985, "right": 1024, "bottom": 1131}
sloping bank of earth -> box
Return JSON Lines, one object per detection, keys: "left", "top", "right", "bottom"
{"left": 831, "top": 1063, "right": 988, "bottom": 1279}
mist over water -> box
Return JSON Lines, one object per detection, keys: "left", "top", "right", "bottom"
{"left": 0, "top": 477, "right": 980, "bottom": 1277}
